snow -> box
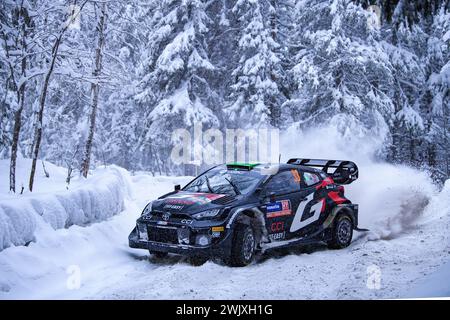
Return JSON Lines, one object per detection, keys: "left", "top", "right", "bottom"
{"left": 0, "top": 127, "right": 449, "bottom": 299}
{"left": 0, "top": 152, "right": 449, "bottom": 299}
{"left": 0, "top": 158, "right": 132, "bottom": 251}
{"left": 0, "top": 172, "right": 192, "bottom": 299}
{"left": 405, "top": 260, "right": 450, "bottom": 298}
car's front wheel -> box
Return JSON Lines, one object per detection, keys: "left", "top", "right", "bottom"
{"left": 228, "top": 224, "right": 256, "bottom": 267}
{"left": 327, "top": 214, "right": 353, "bottom": 249}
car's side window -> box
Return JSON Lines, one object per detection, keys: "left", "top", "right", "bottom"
{"left": 264, "top": 170, "right": 301, "bottom": 195}
{"left": 303, "top": 171, "right": 321, "bottom": 187}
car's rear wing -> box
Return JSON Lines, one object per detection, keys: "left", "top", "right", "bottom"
{"left": 287, "top": 158, "right": 358, "bottom": 185}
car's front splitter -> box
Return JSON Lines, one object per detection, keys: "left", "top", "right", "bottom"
{"left": 128, "top": 226, "right": 233, "bottom": 258}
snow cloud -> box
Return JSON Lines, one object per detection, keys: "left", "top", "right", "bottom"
{"left": 280, "top": 123, "right": 438, "bottom": 240}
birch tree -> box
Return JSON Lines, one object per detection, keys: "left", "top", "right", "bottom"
{"left": 80, "top": 2, "right": 107, "bottom": 178}
{"left": 5, "top": 1, "right": 34, "bottom": 193}
{"left": 29, "top": 0, "right": 88, "bottom": 191}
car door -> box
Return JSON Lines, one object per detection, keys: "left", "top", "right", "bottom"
{"left": 288, "top": 170, "right": 324, "bottom": 237}
{"left": 259, "top": 169, "right": 305, "bottom": 242}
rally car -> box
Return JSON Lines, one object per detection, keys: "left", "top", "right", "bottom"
{"left": 129, "top": 158, "right": 362, "bottom": 266}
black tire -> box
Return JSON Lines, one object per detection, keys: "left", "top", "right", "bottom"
{"left": 327, "top": 214, "right": 353, "bottom": 249}
{"left": 228, "top": 224, "right": 256, "bottom": 267}
{"left": 149, "top": 250, "right": 168, "bottom": 258}
{"left": 188, "top": 255, "right": 209, "bottom": 266}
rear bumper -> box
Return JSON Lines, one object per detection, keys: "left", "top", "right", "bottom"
{"left": 128, "top": 226, "right": 233, "bottom": 258}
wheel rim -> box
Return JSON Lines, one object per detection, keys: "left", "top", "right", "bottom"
{"left": 337, "top": 219, "right": 352, "bottom": 244}
{"left": 243, "top": 231, "right": 255, "bottom": 261}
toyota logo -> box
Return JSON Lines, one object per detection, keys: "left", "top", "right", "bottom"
{"left": 162, "top": 213, "right": 171, "bottom": 221}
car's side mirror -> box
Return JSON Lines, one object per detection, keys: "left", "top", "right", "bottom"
{"left": 174, "top": 184, "right": 181, "bottom": 191}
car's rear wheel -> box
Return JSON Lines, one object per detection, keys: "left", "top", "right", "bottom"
{"left": 149, "top": 250, "right": 168, "bottom": 258}
{"left": 327, "top": 214, "right": 353, "bottom": 249}
{"left": 228, "top": 224, "right": 256, "bottom": 267}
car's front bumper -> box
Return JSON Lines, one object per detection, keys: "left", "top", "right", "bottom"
{"left": 128, "top": 225, "right": 233, "bottom": 258}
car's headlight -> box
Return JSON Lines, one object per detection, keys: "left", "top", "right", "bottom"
{"left": 141, "top": 202, "right": 153, "bottom": 216}
{"left": 192, "top": 208, "right": 221, "bottom": 219}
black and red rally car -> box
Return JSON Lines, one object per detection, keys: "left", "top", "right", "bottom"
{"left": 129, "top": 159, "right": 362, "bottom": 266}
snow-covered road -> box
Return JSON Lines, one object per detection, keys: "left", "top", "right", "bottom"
{"left": 1, "top": 170, "right": 449, "bottom": 300}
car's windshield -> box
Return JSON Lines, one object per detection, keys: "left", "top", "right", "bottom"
{"left": 183, "top": 166, "right": 266, "bottom": 195}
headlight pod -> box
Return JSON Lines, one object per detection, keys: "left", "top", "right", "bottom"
{"left": 141, "top": 202, "right": 153, "bottom": 216}
{"left": 192, "top": 208, "right": 221, "bottom": 219}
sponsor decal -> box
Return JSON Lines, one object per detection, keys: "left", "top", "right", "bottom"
{"left": 270, "top": 221, "right": 284, "bottom": 232}
{"left": 291, "top": 169, "right": 301, "bottom": 182}
{"left": 290, "top": 194, "right": 324, "bottom": 232}
{"left": 181, "top": 219, "right": 193, "bottom": 224}
{"left": 165, "top": 198, "right": 195, "bottom": 205}
{"left": 166, "top": 192, "right": 226, "bottom": 205}
{"left": 212, "top": 231, "right": 221, "bottom": 238}
{"left": 266, "top": 200, "right": 292, "bottom": 218}
{"left": 269, "top": 232, "right": 285, "bottom": 241}
{"left": 212, "top": 226, "right": 224, "bottom": 232}
{"left": 164, "top": 204, "right": 184, "bottom": 210}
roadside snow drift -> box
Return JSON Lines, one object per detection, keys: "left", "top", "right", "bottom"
{"left": 0, "top": 160, "right": 132, "bottom": 251}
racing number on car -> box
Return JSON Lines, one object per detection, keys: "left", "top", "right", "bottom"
{"left": 289, "top": 193, "right": 324, "bottom": 232}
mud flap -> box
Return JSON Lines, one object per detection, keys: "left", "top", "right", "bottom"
{"left": 354, "top": 227, "right": 369, "bottom": 232}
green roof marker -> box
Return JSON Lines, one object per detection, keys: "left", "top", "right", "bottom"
{"left": 226, "top": 162, "right": 260, "bottom": 170}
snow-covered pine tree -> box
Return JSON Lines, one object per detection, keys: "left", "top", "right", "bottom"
{"left": 285, "top": 0, "right": 394, "bottom": 137}
{"left": 382, "top": 22, "right": 427, "bottom": 166}
{"left": 135, "top": 0, "right": 219, "bottom": 173}
{"left": 228, "top": 0, "right": 285, "bottom": 128}
{"left": 96, "top": 0, "right": 148, "bottom": 171}
{"left": 423, "top": 5, "right": 450, "bottom": 179}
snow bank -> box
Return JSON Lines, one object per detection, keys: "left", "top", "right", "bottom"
{"left": 0, "top": 174, "right": 191, "bottom": 298}
{"left": 280, "top": 125, "right": 438, "bottom": 240}
{"left": 0, "top": 164, "right": 132, "bottom": 251}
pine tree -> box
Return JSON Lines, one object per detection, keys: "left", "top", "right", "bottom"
{"left": 286, "top": 0, "right": 394, "bottom": 136}
{"left": 424, "top": 5, "right": 450, "bottom": 179}
{"left": 135, "top": 0, "right": 219, "bottom": 172}
{"left": 383, "top": 22, "right": 427, "bottom": 165}
{"left": 228, "top": 0, "right": 285, "bottom": 128}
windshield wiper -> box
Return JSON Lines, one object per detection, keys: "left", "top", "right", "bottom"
{"left": 205, "top": 175, "right": 215, "bottom": 193}
{"left": 225, "top": 177, "right": 241, "bottom": 195}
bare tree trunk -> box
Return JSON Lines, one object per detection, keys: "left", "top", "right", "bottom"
{"left": 10, "top": 85, "right": 25, "bottom": 192}
{"left": 81, "top": 3, "right": 107, "bottom": 178}
{"left": 29, "top": 37, "right": 60, "bottom": 191}
{"left": 443, "top": 89, "right": 450, "bottom": 177}
{"left": 10, "top": 4, "right": 29, "bottom": 193}
{"left": 29, "top": 1, "right": 87, "bottom": 191}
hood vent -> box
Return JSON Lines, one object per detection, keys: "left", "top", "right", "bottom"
{"left": 211, "top": 194, "right": 236, "bottom": 205}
